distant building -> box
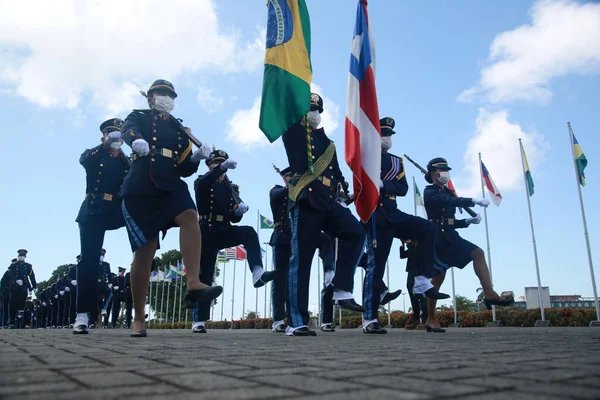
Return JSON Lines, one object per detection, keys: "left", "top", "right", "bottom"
{"left": 517, "top": 290, "right": 595, "bottom": 310}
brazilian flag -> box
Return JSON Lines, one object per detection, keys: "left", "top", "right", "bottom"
{"left": 259, "top": 0, "right": 312, "bottom": 143}
{"left": 260, "top": 214, "right": 274, "bottom": 229}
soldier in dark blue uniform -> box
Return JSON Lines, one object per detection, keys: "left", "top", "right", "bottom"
{"left": 120, "top": 79, "right": 221, "bottom": 337}
{"left": 191, "top": 150, "right": 275, "bottom": 333}
{"left": 124, "top": 271, "right": 132, "bottom": 328}
{"left": 362, "top": 118, "right": 449, "bottom": 335}
{"left": 1, "top": 262, "right": 12, "bottom": 328}
{"left": 95, "top": 248, "right": 113, "bottom": 328}
{"left": 75, "top": 117, "right": 129, "bottom": 334}
{"left": 268, "top": 165, "right": 337, "bottom": 333}
{"left": 423, "top": 157, "right": 514, "bottom": 331}
{"left": 66, "top": 258, "right": 78, "bottom": 327}
{"left": 401, "top": 241, "right": 427, "bottom": 330}
{"left": 282, "top": 93, "right": 365, "bottom": 336}
{"left": 110, "top": 267, "right": 128, "bottom": 328}
{"left": 8, "top": 249, "right": 37, "bottom": 329}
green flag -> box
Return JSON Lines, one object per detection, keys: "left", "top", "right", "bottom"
{"left": 259, "top": 0, "right": 312, "bottom": 142}
{"left": 572, "top": 133, "right": 588, "bottom": 187}
{"left": 260, "top": 214, "right": 274, "bottom": 229}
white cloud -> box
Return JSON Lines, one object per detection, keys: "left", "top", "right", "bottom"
{"left": 225, "top": 83, "right": 340, "bottom": 150}
{"left": 0, "top": 0, "right": 264, "bottom": 114}
{"left": 458, "top": 0, "right": 600, "bottom": 104}
{"left": 197, "top": 84, "right": 224, "bottom": 114}
{"left": 455, "top": 109, "right": 546, "bottom": 197}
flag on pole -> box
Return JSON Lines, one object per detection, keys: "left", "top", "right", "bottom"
{"left": 235, "top": 246, "right": 248, "bottom": 261}
{"left": 344, "top": 0, "right": 381, "bottom": 223}
{"left": 481, "top": 161, "right": 502, "bottom": 206}
{"left": 167, "top": 265, "right": 179, "bottom": 280}
{"left": 446, "top": 179, "right": 463, "bottom": 214}
{"left": 414, "top": 181, "right": 424, "bottom": 208}
{"left": 225, "top": 248, "right": 237, "bottom": 260}
{"left": 217, "top": 250, "right": 230, "bottom": 263}
{"left": 177, "top": 262, "right": 185, "bottom": 276}
{"left": 572, "top": 133, "right": 588, "bottom": 187}
{"left": 260, "top": 214, "right": 274, "bottom": 229}
{"left": 150, "top": 271, "right": 159, "bottom": 282}
{"left": 522, "top": 146, "right": 535, "bottom": 196}
{"left": 259, "top": 0, "right": 312, "bottom": 143}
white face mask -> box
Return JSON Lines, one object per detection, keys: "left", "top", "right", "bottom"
{"left": 307, "top": 110, "right": 321, "bottom": 129}
{"left": 110, "top": 141, "right": 122, "bottom": 151}
{"left": 438, "top": 171, "right": 450, "bottom": 185}
{"left": 152, "top": 95, "right": 175, "bottom": 114}
{"left": 18, "top": 256, "right": 26, "bottom": 262}
{"left": 100, "top": 255, "right": 105, "bottom": 262}
{"left": 381, "top": 137, "right": 392, "bottom": 151}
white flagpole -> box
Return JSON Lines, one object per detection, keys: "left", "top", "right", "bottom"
{"left": 361, "top": 267, "right": 364, "bottom": 326}
{"left": 451, "top": 269, "right": 457, "bottom": 325}
{"left": 317, "top": 257, "right": 322, "bottom": 326}
{"left": 178, "top": 262, "right": 183, "bottom": 322}
{"left": 172, "top": 274, "right": 178, "bottom": 325}
{"left": 242, "top": 259, "right": 247, "bottom": 320}
{"left": 256, "top": 210, "right": 260, "bottom": 318}
{"left": 336, "top": 238, "right": 342, "bottom": 326}
{"left": 231, "top": 257, "right": 237, "bottom": 322}
{"left": 166, "top": 271, "right": 171, "bottom": 325}
{"left": 519, "top": 139, "right": 546, "bottom": 322}
{"left": 386, "top": 260, "right": 391, "bottom": 327}
{"left": 568, "top": 123, "right": 600, "bottom": 323}
{"left": 185, "top": 309, "right": 189, "bottom": 328}
{"left": 479, "top": 153, "right": 496, "bottom": 322}
{"left": 148, "top": 275, "right": 153, "bottom": 328}
{"left": 154, "top": 274, "right": 159, "bottom": 325}
{"left": 160, "top": 271, "right": 166, "bottom": 323}
{"left": 220, "top": 260, "right": 226, "bottom": 321}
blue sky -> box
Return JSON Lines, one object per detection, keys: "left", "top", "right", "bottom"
{"left": 1, "top": 0, "right": 599, "bottom": 319}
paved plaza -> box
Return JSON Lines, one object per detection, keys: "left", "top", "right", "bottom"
{"left": 0, "top": 327, "right": 599, "bottom": 399}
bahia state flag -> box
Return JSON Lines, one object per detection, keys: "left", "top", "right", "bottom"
{"left": 571, "top": 133, "right": 588, "bottom": 187}
{"left": 259, "top": 0, "right": 312, "bottom": 143}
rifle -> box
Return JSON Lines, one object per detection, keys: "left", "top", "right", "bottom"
{"left": 403, "top": 154, "right": 477, "bottom": 218}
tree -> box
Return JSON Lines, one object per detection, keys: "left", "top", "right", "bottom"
{"left": 36, "top": 264, "right": 72, "bottom": 293}
{"left": 245, "top": 311, "right": 260, "bottom": 319}
{"left": 454, "top": 295, "right": 477, "bottom": 312}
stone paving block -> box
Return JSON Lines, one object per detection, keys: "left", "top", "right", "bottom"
{"left": 67, "top": 371, "right": 154, "bottom": 388}
{"left": 130, "top": 385, "right": 304, "bottom": 400}
{"left": 222, "top": 365, "right": 325, "bottom": 378}
{"left": 572, "top": 376, "right": 600, "bottom": 389}
{"left": 504, "top": 368, "right": 592, "bottom": 382}
{"left": 517, "top": 381, "right": 600, "bottom": 400}
{"left": 247, "top": 373, "right": 362, "bottom": 395}
{"left": 458, "top": 390, "right": 564, "bottom": 400}
{"left": 0, "top": 381, "right": 80, "bottom": 396}
{"left": 351, "top": 375, "right": 488, "bottom": 398}
{"left": 0, "top": 369, "right": 62, "bottom": 385}
{"left": 291, "top": 388, "right": 431, "bottom": 400}
{"left": 157, "top": 371, "right": 257, "bottom": 391}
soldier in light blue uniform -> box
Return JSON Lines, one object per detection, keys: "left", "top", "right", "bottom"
{"left": 423, "top": 157, "right": 514, "bottom": 332}
{"left": 120, "top": 79, "right": 221, "bottom": 337}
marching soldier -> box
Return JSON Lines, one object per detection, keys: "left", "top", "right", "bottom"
{"left": 23, "top": 296, "right": 34, "bottom": 328}
{"left": 191, "top": 150, "right": 275, "bottom": 333}
{"left": 111, "top": 267, "right": 128, "bottom": 328}
{"left": 268, "top": 165, "right": 337, "bottom": 333}
{"left": 1, "top": 263, "right": 11, "bottom": 328}
{"left": 8, "top": 249, "right": 37, "bottom": 329}
{"left": 97, "top": 248, "right": 113, "bottom": 328}
{"left": 402, "top": 241, "right": 427, "bottom": 330}
{"left": 124, "top": 270, "right": 133, "bottom": 329}
{"left": 362, "top": 118, "right": 449, "bottom": 334}
{"left": 66, "top": 258, "right": 79, "bottom": 326}
{"left": 281, "top": 93, "right": 365, "bottom": 336}
{"left": 120, "top": 79, "right": 221, "bottom": 337}
{"left": 75, "top": 118, "right": 130, "bottom": 334}
{"left": 423, "top": 157, "right": 514, "bottom": 332}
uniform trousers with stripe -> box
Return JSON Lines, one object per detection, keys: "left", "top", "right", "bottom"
{"left": 78, "top": 221, "right": 110, "bottom": 315}
{"left": 288, "top": 202, "right": 366, "bottom": 328}
{"left": 364, "top": 211, "right": 437, "bottom": 320}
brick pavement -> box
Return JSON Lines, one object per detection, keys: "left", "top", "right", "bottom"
{"left": 1, "top": 327, "right": 599, "bottom": 399}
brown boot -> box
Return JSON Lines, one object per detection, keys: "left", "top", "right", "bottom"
{"left": 405, "top": 320, "right": 419, "bottom": 330}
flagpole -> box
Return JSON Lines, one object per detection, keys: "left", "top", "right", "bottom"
{"left": 568, "top": 123, "right": 600, "bottom": 324}
{"left": 317, "top": 257, "right": 322, "bottom": 326}
{"left": 220, "top": 260, "right": 226, "bottom": 321}
{"left": 413, "top": 176, "right": 417, "bottom": 216}
{"left": 165, "top": 273, "right": 171, "bottom": 326}
{"left": 148, "top": 275, "right": 153, "bottom": 328}
{"left": 479, "top": 153, "right": 496, "bottom": 322}
{"left": 264, "top": 245, "right": 268, "bottom": 321}
{"left": 336, "top": 238, "right": 342, "bottom": 327}
{"left": 231, "top": 257, "right": 237, "bottom": 323}
{"left": 256, "top": 209, "right": 260, "bottom": 318}
{"left": 160, "top": 270, "right": 165, "bottom": 323}
{"left": 178, "top": 262, "right": 183, "bottom": 322}
{"left": 242, "top": 259, "right": 247, "bottom": 320}
{"left": 386, "top": 260, "right": 391, "bottom": 327}
{"left": 154, "top": 274, "right": 159, "bottom": 326}
{"left": 451, "top": 268, "right": 457, "bottom": 325}
{"left": 172, "top": 274, "right": 177, "bottom": 325}
{"left": 519, "top": 139, "right": 546, "bottom": 322}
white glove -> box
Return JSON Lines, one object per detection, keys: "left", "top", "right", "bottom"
{"left": 65, "top": 287, "right": 70, "bottom": 292}
{"left": 234, "top": 202, "right": 249, "bottom": 216}
{"left": 220, "top": 159, "right": 237, "bottom": 170}
{"left": 132, "top": 138, "right": 150, "bottom": 156}
{"left": 59, "top": 291, "right": 65, "bottom": 296}
{"left": 54, "top": 294, "right": 58, "bottom": 299}
{"left": 466, "top": 214, "right": 482, "bottom": 226}
{"left": 71, "top": 280, "right": 77, "bottom": 286}
{"left": 473, "top": 197, "right": 490, "bottom": 208}
{"left": 337, "top": 199, "right": 348, "bottom": 208}
{"left": 16, "top": 279, "right": 23, "bottom": 286}
{"left": 106, "top": 131, "right": 122, "bottom": 144}
{"left": 108, "top": 284, "right": 113, "bottom": 289}
{"left": 380, "top": 181, "right": 384, "bottom": 189}
{"left": 191, "top": 142, "right": 212, "bottom": 163}
{"left": 114, "top": 286, "right": 119, "bottom": 290}
{"left": 324, "top": 270, "right": 335, "bottom": 287}
{"left": 42, "top": 302, "right": 46, "bottom": 306}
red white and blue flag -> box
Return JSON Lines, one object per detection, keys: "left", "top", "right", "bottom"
{"left": 481, "top": 161, "right": 502, "bottom": 206}
{"left": 345, "top": 0, "right": 381, "bottom": 223}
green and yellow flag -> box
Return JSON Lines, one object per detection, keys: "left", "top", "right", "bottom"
{"left": 572, "top": 133, "right": 588, "bottom": 187}
{"left": 522, "top": 146, "right": 535, "bottom": 196}
{"left": 259, "top": 0, "right": 312, "bottom": 143}
{"left": 260, "top": 214, "right": 274, "bottom": 229}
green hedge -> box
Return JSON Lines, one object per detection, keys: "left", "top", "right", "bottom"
{"left": 147, "top": 308, "right": 597, "bottom": 329}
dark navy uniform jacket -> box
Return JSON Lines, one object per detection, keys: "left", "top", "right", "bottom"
{"left": 269, "top": 185, "right": 291, "bottom": 246}
{"left": 194, "top": 167, "right": 242, "bottom": 233}
{"left": 76, "top": 144, "right": 129, "bottom": 229}
{"left": 111, "top": 275, "right": 126, "bottom": 296}
{"left": 124, "top": 273, "right": 132, "bottom": 297}
{"left": 8, "top": 261, "right": 36, "bottom": 291}
{"left": 98, "top": 261, "right": 111, "bottom": 285}
{"left": 282, "top": 121, "right": 348, "bottom": 211}
{"left": 372, "top": 151, "right": 409, "bottom": 228}
{"left": 424, "top": 184, "right": 474, "bottom": 240}
{"left": 121, "top": 109, "right": 198, "bottom": 197}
